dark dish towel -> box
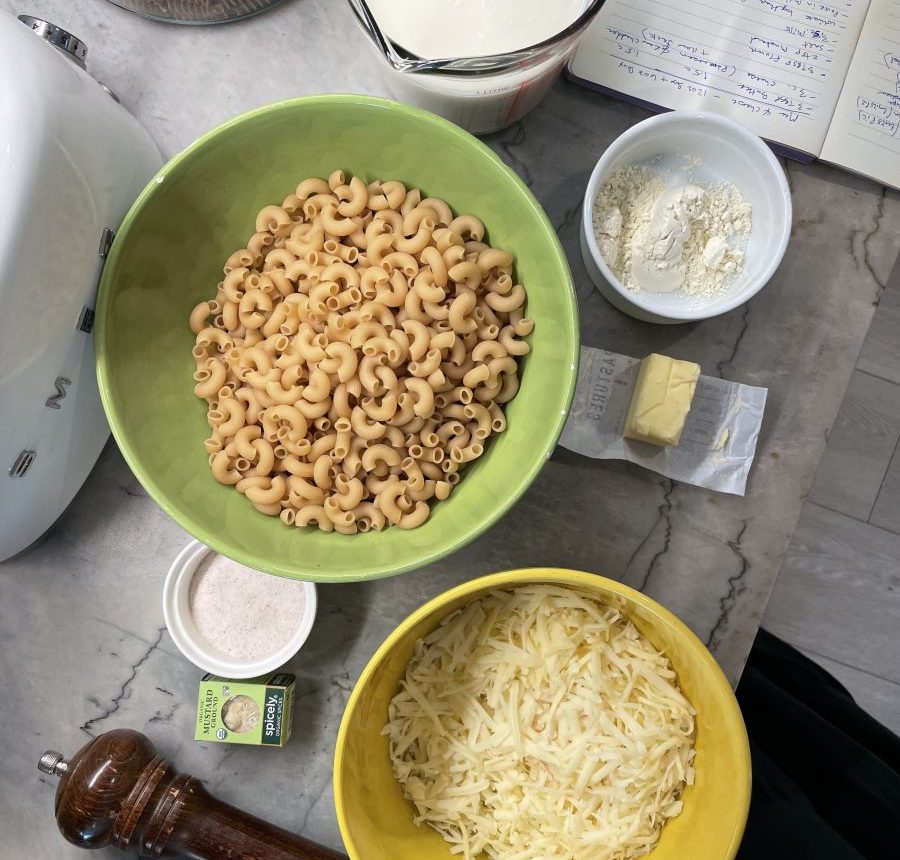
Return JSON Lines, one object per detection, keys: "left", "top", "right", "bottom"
{"left": 736, "top": 629, "right": 900, "bottom": 860}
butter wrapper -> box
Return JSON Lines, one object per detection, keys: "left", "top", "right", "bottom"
{"left": 195, "top": 673, "right": 295, "bottom": 747}
{"left": 559, "top": 347, "right": 767, "bottom": 495}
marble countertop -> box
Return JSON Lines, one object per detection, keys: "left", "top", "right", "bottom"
{"left": 2, "top": 0, "right": 899, "bottom": 856}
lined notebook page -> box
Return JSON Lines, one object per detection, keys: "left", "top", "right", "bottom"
{"left": 820, "top": 0, "right": 900, "bottom": 187}
{"left": 569, "top": 0, "right": 871, "bottom": 156}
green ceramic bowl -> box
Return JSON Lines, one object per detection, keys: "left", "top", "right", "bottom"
{"left": 95, "top": 95, "right": 578, "bottom": 582}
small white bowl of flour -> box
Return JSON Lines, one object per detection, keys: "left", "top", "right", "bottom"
{"left": 580, "top": 111, "right": 791, "bottom": 323}
{"left": 163, "top": 540, "right": 317, "bottom": 678}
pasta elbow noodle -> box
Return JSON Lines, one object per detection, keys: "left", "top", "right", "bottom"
{"left": 336, "top": 176, "right": 369, "bottom": 217}
{"left": 210, "top": 451, "right": 241, "bottom": 485}
{"left": 477, "top": 248, "right": 513, "bottom": 275}
{"left": 488, "top": 355, "right": 519, "bottom": 379}
{"left": 463, "top": 363, "right": 491, "bottom": 389}
{"left": 405, "top": 377, "right": 436, "bottom": 419}
{"left": 196, "top": 326, "right": 234, "bottom": 353}
{"left": 194, "top": 359, "right": 227, "bottom": 399}
{"left": 409, "top": 348, "right": 442, "bottom": 378}
{"left": 188, "top": 171, "right": 533, "bottom": 532}
{"left": 362, "top": 443, "right": 402, "bottom": 471}
{"left": 294, "top": 504, "right": 334, "bottom": 531}
{"left": 376, "top": 479, "right": 406, "bottom": 524}
{"left": 190, "top": 300, "right": 216, "bottom": 334}
{"left": 303, "top": 367, "right": 332, "bottom": 402}
{"left": 381, "top": 251, "right": 419, "bottom": 277}
{"left": 448, "top": 261, "right": 482, "bottom": 290}
{"left": 381, "top": 181, "right": 406, "bottom": 210}
{"left": 513, "top": 317, "right": 535, "bottom": 337}
{"left": 397, "top": 501, "right": 430, "bottom": 529}
{"left": 395, "top": 222, "right": 435, "bottom": 255}
{"left": 256, "top": 205, "right": 292, "bottom": 233}
{"left": 485, "top": 283, "right": 526, "bottom": 313}
{"left": 420, "top": 197, "right": 453, "bottom": 226}
{"left": 325, "top": 340, "right": 359, "bottom": 382}
{"left": 473, "top": 340, "right": 507, "bottom": 362}
{"left": 245, "top": 475, "right": 287, "bottom": 506}
{"left": 296, "top": 177, "right": 331, "bottom": 200}
{"left": 217, "top": 398, "right": 247, "bottom": 438}
{"left": 448, "top": 291, "right": 478, "bottom": 334}
{"left": 449, "top": 214, "right": 485, "bottom": 241}
{"left": 499, "top": 324, "right": 530, "bottom": 356}
{"left": 321, "top": 202, "right": 358, "bottom": 237}
{"left": 351, "top": 405, "right": 386, "bottom": 441}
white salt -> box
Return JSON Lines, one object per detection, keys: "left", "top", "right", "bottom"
{"left": 188, "top": 553, "right": 306, "bottom": 662}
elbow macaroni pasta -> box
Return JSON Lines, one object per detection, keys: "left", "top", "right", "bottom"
{"left": 189, "top": 173, "right": 533, "bottom": 533}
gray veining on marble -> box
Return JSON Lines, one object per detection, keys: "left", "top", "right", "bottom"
{"left": 2, "top": 0, "right": 900, "bottom": 856}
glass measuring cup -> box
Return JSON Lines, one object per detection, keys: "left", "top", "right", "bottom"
{"left": 347, "top": 0, "right": 606, "bottom": 134}
{"left": 105, "top": 1, "right": 287, "bottom": 23}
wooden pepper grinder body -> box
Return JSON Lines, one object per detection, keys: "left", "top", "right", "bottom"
{"left": 40, "top": 729, "right": 346, "bottom": 859}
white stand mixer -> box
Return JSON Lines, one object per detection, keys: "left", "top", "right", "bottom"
{"left": 0, "top": 13, "right": 161, "bottom": 560}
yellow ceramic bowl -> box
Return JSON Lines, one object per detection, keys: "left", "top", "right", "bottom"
{"left": 335, "top": 568, "right": 750, "bottom": 860}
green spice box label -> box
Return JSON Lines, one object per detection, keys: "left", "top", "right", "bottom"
{"left": 195, "top": 673, "right": 295, "bottom": 747}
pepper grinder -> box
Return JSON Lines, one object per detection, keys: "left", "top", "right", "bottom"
{"left": 38, "top": 729, "right": 347, "bottom": 859}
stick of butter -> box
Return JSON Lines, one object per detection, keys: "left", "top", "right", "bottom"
{"left": 623, "top": 353, "right": 701, "bottom": 447}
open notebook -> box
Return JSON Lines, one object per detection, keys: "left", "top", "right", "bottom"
{"left": 568, "top": 0, "right": 900, "bottom": 189}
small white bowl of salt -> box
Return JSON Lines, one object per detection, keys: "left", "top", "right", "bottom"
{"left": 163, "top": 540, "right": 317, "bottom": 678}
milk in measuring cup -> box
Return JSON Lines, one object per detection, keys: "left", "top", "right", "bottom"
{"left": 366, "top": 0, "right": 591, "bottom": 134}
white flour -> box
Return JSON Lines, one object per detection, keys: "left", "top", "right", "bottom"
{"left": 188, "top": 553, "right": 306, "bottom": 662}
{"left": 593, "top": 164, "right": 752, "bottom": 297}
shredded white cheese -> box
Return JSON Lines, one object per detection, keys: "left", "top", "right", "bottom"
{"left": 383, "top": 585, "right": 696, "bottom": 860}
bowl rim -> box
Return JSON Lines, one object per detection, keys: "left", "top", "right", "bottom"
{"left": 333, "top": 567, "right": 752, "bottom": 860}
{"left": 94, "top": 94, "right": 579, "bottom": 583}
{"left": 162, "top": 538, "right": 318, "bottom": 678}
{"left": 580, "top": 110, "right": 792, "bottom": 322}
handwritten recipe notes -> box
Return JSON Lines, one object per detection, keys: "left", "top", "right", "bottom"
{"left": 569, "top": 0, "right": 900, "bottom": 188}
